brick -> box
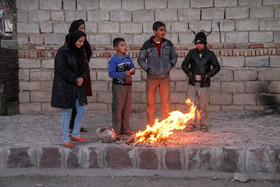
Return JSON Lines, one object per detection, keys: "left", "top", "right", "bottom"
{"left": 87, "top": 10, "right": 109, "bottom": 21}
{"left": 171, "top": 22, "right": 188, "bottom": 33}
{"left": 77, "top": 0, "right": 98, "bottom": 10}
{"left": 216, "top": 148, "right": 242, "bottom": 172}
{"left": 155, "top": 10, "right": 177, "bottom": 21}
{"left": 44, "top": 33, "right": 65, "bottom": 45}
{"left": 214, "top": 0, "right": 237, "bottom": 7}
{"left": 105, "top": 146, "right": 132, "bottom": 168}
{"left": 17, "top": 10, "right": 28, "bottom": 22}
{"left": 208, "top": 32, "right": 226, "bottom": 43}
{"left": 86, "top": 22, "right": 98, "bottom": 33}
{"left": 145, "top": 0, "right": 167, "bottom": 9}
{"left": 143, "top": 22, "right": 155, "bottom": 34}
{"left": 29, "top": 34, "right": 44, "bottom": 45}
{"left": 238, "top": 0, "right": 262, "bottom": 6}
{"left": 122, "top": 0, "right": 144, "bottom": 10}
{"left": 260, "top": 20, "right": 280, "bottom": 31}
{"left": 168, "top": 0, "right": 190, "bottom": 8}
{"left": 40, "top": 81, "right": 53, "bottom": 91}
{"left": 100, "top": 0, "right": 121, "bottom": 10}
{"left": 210, "top": 82, "right": 221, "bottom": 93}
{"left": 30, "top": 70, "right": 52, "bottom": 81}
{"left": 62, "top": 0, "right": 76, "bottom": 10}
{"left": 134, "top": 34, "right": 152, "bottom": 45}
{"left": 110, "top": 10, "right": 132, "bottom": 22}
{"left": 18, "top": 69, "right": 29, "bottom": 81}
{"left": 170, "top": 69, "right": 187, "bottom": 81}
{"left": 188, "top": 21, "right": 212, "bottom": 33}
{"left": 212, "top": 21, "right": 235, "bottom": 32}
{"left": 210, "top": 93, "right": 232, "bottom": 105}
{"left": 64, "top": 11, "right": 87, "bottom": 22}
{"left": 17, "top": 23, "right": 39, "bottom": 33}
{"left": 138, "top": 148, "right": 159, "bottom": 169}
{"left": 274, "top": 32, "right": 280, "bottom": 43}
{"left": 257, "top": 94, "right": 280, "bottom": 106}
{"left": 40, "top": 147, "right": 61, "bottom": 168}
{"left": 31, "top": 92, "right": 51, "bottom": 102}
{"left": 234, "top": 70, "right": 257, "bottom": 81}
{"left": 164, "top": 148, "right": 182, "bottom": 170}
{"left": 170, "top": 93, "right": 187, "bottom": 104}
{"left": 19, "top": 103, "right": 41, "bottom": 113}
{"left": 20, "top": 81, "right": 41, "bottom": 91}
{"left": 90, "top": 58, "right": 108, "bottom": 69}
{"left": 132, "top": 82, "right": 145, "bottom": 92}
{"left": 258, "top": 69, "right": 280, "bottom": 81}
{"left": 245, "top": 56, "right": 270, "bottom": 67}
{"left": 19, "top": 92, "right": 30, "bottom": 103}
{"left": 221, "top": 57, "right": 244, "bottom": 67}
{"left": 222, "top": 82, "right": 244, "bottom": 93}
{"left": 51, "top": 11, "right": 64, "bottom": 21}
{"left": 121, "top": 23, "right": 142, "bottom": 34}
{"left": 28, "top": 10, "right": 51, "bottom": 22}
{"left": 16, "top": 0, "right": 38, "bottom": 10}
{"left": 97, "top": 92, "right": 112, "bottom": 103}
{"left": 133, "top": 10, "right": 155, "bottom": 21}
{"left": 233, "top": 94, "right": 256, "bottom": 105}
{"left": 67, "top": 148, "right": 81, "bottom": 169}
{"left": 89, "top": 34, "right": 111, "bottom": 45}
{"left": 19, "top": 58, "right": 41, "bottom": 69}
{"left": 245, "top": 82, "right": 269, "bottom": 93}
{"left": 250, "top": 7, "right": 274, "bottom": 19}
{"left": 178, "top": 9, "right": 200, "bottom": 21}
{"left": 40, "top": 21, "right": 53, "bottom": 33}
{"left": 40, "top": 0, "right": 62, "bottom": 10}
{"left": 226, "top": 7, "right": 249, "bottom": 19}
{"left": 91, "top": 81, "right": 108, "bottom": 92}
{"left": 175, "top": 81, "right": 188, "bottom": 92}
{"left": 276, "top": 7, "right": 280, "bottom": 18}
{"left": 236, "top": 19, "right": 259, "bottom": 31}
{"left": 225, "top": 32, "right": 248, "bottom": 43}
{"left": 18, "top": 34, "right": 29, "bottom": 45}
{"left": 250, "top": 44, "right": 263, "bottom": 49}
{"left": 263, "top": 0, "right": 280, "bottom": 5}
{"left": 185, "top": 148, "right": 215, "bottom": 170}
{"left": 99, "top": 22, "right": 119, "bottom": 33}
{"left": 191, "top": 0, "right": 213, "bottom": 8}
{"left": 212, "top": 69, "right": 233, "bottom": 82}
{"left": 270, "top": 56, "right": 280, "bottom": 68}
{"left": 53, "top": 23, "right": 69, "bottom": 34}
{"left": 246, "top": 149, "right": 275, "bottom": 173}
{"left": 42, "top": 59, "right": 54, "bottom": 69}
{"left": 202, "top": 8, "right": 224, "bottom": 20}
{"left": 7, "top": 148, "right": 33, "bottom": 168}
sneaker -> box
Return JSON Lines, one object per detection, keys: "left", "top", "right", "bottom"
{"left": 71, "top": 136, "right": 88, "bottom": 142}
{"left": 185, "top": 124, "right": 196, "bottom": 131}
{"left": 122, "top": 130, "right": 134, "bottom": 135}
{"left": 62, "top": 141, "right": 75, "bottom": 147}
{"left": 200, "top": 126, "right": 208, "bottom": 132}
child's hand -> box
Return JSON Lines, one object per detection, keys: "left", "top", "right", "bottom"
{"left": 130, "top": 68, "right": 136, "bottom": 74}
{"left": 125, "top": 71, "right": 131, "bottom": 77}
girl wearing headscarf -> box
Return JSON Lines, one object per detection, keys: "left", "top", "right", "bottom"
{"left": 51, "top": 30, "right": 89, "bottom": 147}
{"left": 66, "top": 19, "right": 92, "bottom": 133}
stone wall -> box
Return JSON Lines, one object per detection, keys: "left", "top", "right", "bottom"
{"left": 16, "top": 0, "right": 280, "bottom": 113}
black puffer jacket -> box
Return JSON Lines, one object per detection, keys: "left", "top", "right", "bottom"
{"left": 51, "top": 45, "right": 88, "bottom": 109}
{"left": 181, "top": 47, "right": 220, "bottom": 87}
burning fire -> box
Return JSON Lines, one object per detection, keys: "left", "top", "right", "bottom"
{"left": 131, "top": 99, "right": 200, "bottom": 146}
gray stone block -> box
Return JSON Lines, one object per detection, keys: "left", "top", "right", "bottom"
{"left": 250, "top": 7, "right": 274, "bottom": 19}
{"left": 110, "top": 10, "right": 132, "bottom": 22}
{"left": 260, "top": 20, "right": 280, "bottom": 31}
{"left": 97, "top": 92, "right": 112, "bottom": 103}
{"left": 17, "top": 11, "right": 28, "bottom": 22}
{"left": 99, "top": 22, "right": 119, "bottom": 33}
{"left": 40, "top": 22, "right": 53, "bottom": 33}
{"left": 269, "top": 82, "right": 280, "bottom": 94}
{"left": 40, "top": 0, "right": 62, "bottom": 10}
{"left": 270, "top": 56, "right": 280, "bottom": 68}
{"left": 245, "top": 56, "right": 270, "bottom": 67}
{"left": 155, "top": 10, "right": 178, "bottom": 21}
{"left": 238, "top": 0, "right": 262, "bottom": 6}
{"left": 122, "top": 0, "right": 144, "bottom": 10}
{"left": 89, "top": 34, "right": 111, "bottom": 45}
{"left": 30, "top": 70, "right": 52, "bottom": 81}
{"left": 171, "top": 22, "right": 189, "bottom": 32}
{"left": 233, "top": 94, "right": 256, "bottom": 105}
{"left": 145, "top": 0, "right": 167, "bottom": 9}
{"left": 31, "top": 92, "right": 51, "bottom": 102}
{"left": 19, "top": 103, "right": 42, "bottom": 113}
{"left": 19, "top": 92, "right": 30, "bottom": 103}
{"left": 207, "top": 32, "right": 225, "bottom": 43}
{"left": 64, "top": 11, "right": 87, "bottom": 21}
{"left": 226, "top": 7, "right": 249, "bottom": 19}
{"left": 202, "top": 8, "right": 224, "bottom": 20}
{"left": 246, "top": 149, "right": 275, "bottom": 173}
{"left": 77, "top": 0, "right": 98, "bottom": 10}
{"left": 212, "top": 69, "right": 234, "bottom": 82}
{"left": 29, "top": 34, "right": 44, "bottom": 45}
{"left": 191, "top": 0, "right": 213, "bottom": 8}
{"left": 236, "top": 19, "right": 259, "bottom": 31}
{"left": 121, "top": 23, "right": 142, "bottom": 34}
{"left": 210, "top": 82, "right": 221, "bottom": 93}
{"left": 214, "top": 0, "right": 237, "bottom": 7}
{"left": 222, "top": 82, "right": 244, "bottom": 93}
{"left": 175, "top": 81, "right": 188, "bottom": 92}
{"left": 234, "top": 70, "right": 258, "bottom": 81}
{"left": 210, "top": 93, "right": 232, "bottom": 105}
{"left": 142, "top": 22, "right": 154, "bottom": 34}
{"left": 225, "top": 32, "right": 248, "bottom": 43}
{"left": 19, "top": 69, "right": 30, "bottom": 81}
{"left": 62, "top": 0, "right": 76, "bottom": 10}
{"left": 212, "top": 21, "right": 235, "bottom": 32}
{"left": 17, "top": 34, "right": 29, "bottom": 44}
{"left": 86, "top": 22, "right": 98, "bottom": 33}
{"left": 53, "top": 23, "right": 69, "bottom": 33}
{"left": 189, "top": 21, "right": 212, "bottom": 33}
{"left": 97, "top": 71, "right": 111, "bottom": 81}
{"left": 111, "top": 34, "right": 133, "bottom": 45}
{"left": 17, "top": 23, "right": 39, "bottom": 33}
{"left": 276, "top": 7, "right": 280, "bottom": 18}
{"left": 221, "top": 57, "right": 244, "bottom": 67}
{"left": 168, "top": 0, "right": 190, "bottom": 8}
{"left": 19, "top": 59, "right": 41, "bottom": 69}
{"left": 263, "top": 0, "right": 280, "bottom": 5}
{"left": 132, "top": 82, "right": 146, "bottom": 92}
{"left": 170, "top": 69, "right": 187, "bottom": 81}
{"left": 19, "top": 81, "right": 41, "bottom": 91}
{"left": 258, "top": 69, "right": 280, "bottom": 81}
{"left": 91, "top": 58, "right": 108, "bottom": 69}
{"left": 244, "top": 82, "right": 269, "bottom": 93}
{"left": 133, "top": 10, "right": 155, "bottom": 21}
{"left": 51, "top": 11, "right": 65, "bottom": 21}
{"left": 178, "top": 9, "right": 200, "bottom": 21}
{"left": 42, "top": 59, "right": 54, "bottom": 69}
{"left": 134, "top": 34, "right": 151, "bottom": 45}
{"left": 87, "top": 10, "right": 110, "bottom": 21}
{"left": 274, "top": 32, "right": 280, "bottom": 43}
{"left": 16, "top": 0, "right": 38, "bottom": 10}
{"left": 100, "top": 0, "right": 121, "bottom": 10}
{"left": 44, "top": 33, "right": 65, "bottom": 45}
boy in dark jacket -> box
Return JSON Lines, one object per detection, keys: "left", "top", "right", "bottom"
{"left": 138, "top": 21, "right": 177, "bottom": 126}
{"left": 181, "top": 32, "right": 220, "bottom": 132}
{"left": 109, "top": 38, "right": 136, "bottom": 136}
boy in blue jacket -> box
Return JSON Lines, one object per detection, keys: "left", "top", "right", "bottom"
{"left": 109, "top": 38, "right": 136, "bottom": 136}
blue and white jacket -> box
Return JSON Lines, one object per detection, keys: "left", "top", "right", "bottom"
{"left": 108, "top": 53, "right": 135, "bottom": 85}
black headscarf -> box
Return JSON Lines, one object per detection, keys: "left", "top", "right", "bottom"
{"left": 65, "top": 19, "right": 92, "bottom": 61}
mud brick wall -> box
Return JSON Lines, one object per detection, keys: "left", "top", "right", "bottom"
{"left": 0, "top": 48, "right": 19, "bottom": 115}
{"left": 16, "top": 0, "right": 280, "bottom": 113}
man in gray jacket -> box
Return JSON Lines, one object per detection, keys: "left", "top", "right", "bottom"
{"left": 138, "top": 21, "right": 177, "bottom": 126}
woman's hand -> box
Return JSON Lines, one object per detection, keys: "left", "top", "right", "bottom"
{"left": 76, "top": 77, "right": 84, "bottom": 86}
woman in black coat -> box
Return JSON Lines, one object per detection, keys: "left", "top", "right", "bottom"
{"left": 51, "top": 30, "right": 89, "bottom": 147}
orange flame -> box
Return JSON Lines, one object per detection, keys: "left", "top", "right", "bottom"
{"left": 133, "top": 99, "right": 199, "bottom": 146}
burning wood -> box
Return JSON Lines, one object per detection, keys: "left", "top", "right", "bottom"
{"left": 128, "top": 99, "right": 200, "bottom": 146}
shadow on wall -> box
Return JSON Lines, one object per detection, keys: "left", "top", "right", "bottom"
{"left": 258, "top": 94, "right": 280, "bottom": 114}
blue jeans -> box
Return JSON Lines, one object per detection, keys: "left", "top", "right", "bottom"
{"left": 61, "top": 99, "right": 87, "bottom": 143}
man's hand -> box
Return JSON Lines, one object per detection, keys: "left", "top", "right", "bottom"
{"left": 76, "top": 77, "right": 84, "bottom": 86}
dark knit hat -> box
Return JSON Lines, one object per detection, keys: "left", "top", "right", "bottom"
{"left": 194, "top": 32, "right": 207, "bottom": 45}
